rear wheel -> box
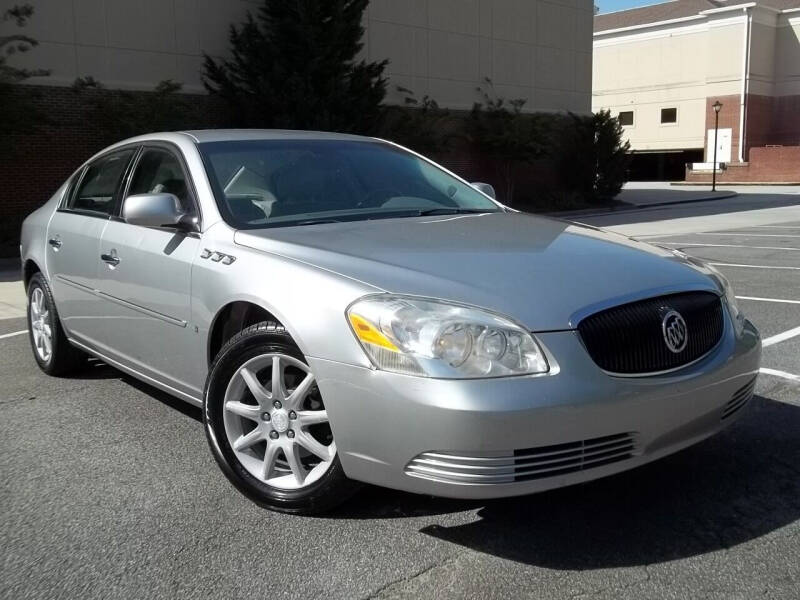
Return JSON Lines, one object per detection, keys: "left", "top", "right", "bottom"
{"left": 204, "top": 322, "right": 358, "bottom": 513}
{"left": 27, "top": 272, "right": 84, "bottom": 376}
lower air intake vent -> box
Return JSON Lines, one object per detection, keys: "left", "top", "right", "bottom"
{"left": 722, "top": 376, "right": 757, "bottom": 420}
{"left": 405, "top": 432, "right": 639, "bottom": 485}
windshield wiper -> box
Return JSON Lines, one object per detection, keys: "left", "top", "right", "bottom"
{"left": 414, "top": 208, "right": 498, "bottom": 216}
{"left": 292, "top": 218, "right": 344, "bottom": 226}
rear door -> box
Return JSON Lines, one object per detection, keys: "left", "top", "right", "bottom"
{"left": 47, "top": 148, "right": 137, "bottom": 346}
{"left": 95, "top": 144, "right": 202, "bottom": 398}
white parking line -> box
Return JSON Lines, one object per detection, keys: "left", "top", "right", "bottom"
{"left": 752, "top": 225, "right": 800, "bottom": 229}
{"left": 699, "top": 233, "right": 800, "bottom": 238}
{"left": 0, "top": 330, "right": 27, "bottom": 340}
{"left": 760, "top": 368, "right": 800, "bottom": 383}
{"left": 762, "top": 325, "right": 800, "bottom": 348}
{"left": 737, "top": 296, "right": 800, "bottom": 305}
{"left": 649, "top": 242, "right": 800, "bottom": 251}
{"left": 710, "top": 262, "right": 800, "bottom": 271}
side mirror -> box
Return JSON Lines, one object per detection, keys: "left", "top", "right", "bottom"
{"left": 471, "top": 182, "right": 496, "bottom": 200}
{"left": 122, "top": 193, "right": 186, "bottom": 229}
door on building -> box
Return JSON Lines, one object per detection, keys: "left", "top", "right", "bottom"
{"left": 706, "top": 128, "right": 732, "bottom": 163}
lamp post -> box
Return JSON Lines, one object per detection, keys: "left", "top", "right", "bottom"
{"left": 712, "top": 100, "right": 722, "bottom": 192}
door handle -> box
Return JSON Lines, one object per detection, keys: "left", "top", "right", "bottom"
{"left": 100, "top": 252, "right": 120, "bottom": 266}
{"left": 48, "top": 238, "right": 62, "bottom": 249}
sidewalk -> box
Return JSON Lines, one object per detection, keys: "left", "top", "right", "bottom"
{"left": 0, "top": 258, "right": 25, "bottom": 320}
{"left": 617, "top": 182, "right": 737, "bottom": 207}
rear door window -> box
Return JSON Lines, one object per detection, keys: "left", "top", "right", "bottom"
{"left": 68, "top": 149, "right": 135, "bottom": 216}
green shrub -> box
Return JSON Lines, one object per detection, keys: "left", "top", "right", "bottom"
{"left": 555, "top": 110, "right": 631, "bottom": 204}
{"left": 376, "top": 87, "right": 461, "bottom": 156}
{"left": 468, "top": 79, "right": 548, "bottom": 204}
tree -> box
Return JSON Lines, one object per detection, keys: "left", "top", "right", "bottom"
{"left": 375, "top": 86, "right": 460, "bottom": 156}
{"left": 72, "top": 77, "right": 201, "bottom": 143}
{"left": 556, "top": 110, "right": 631, "bottom": 203}
{"left": 203, "top": 0, "right": 387, "bottom": 133}
{"left": 468, "top": 79, "right": 548, "bottom": 204}
{"left": 0, "top": 4, "right": 50, "bottom": 151}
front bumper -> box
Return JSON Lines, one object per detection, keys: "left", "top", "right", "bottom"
{"left": 309, "top": 317, "right": 761, "bottom": 499}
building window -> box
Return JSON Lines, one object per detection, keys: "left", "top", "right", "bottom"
{"left": 618, "top": 111, "right": 634, "bottom": 126}
{"left": 660, "top": 108, "right": 677, "bottom": 124}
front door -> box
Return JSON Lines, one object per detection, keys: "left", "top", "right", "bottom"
{"left": 706, "top": 128, "right": 732, "bottom": 163}
{"left": 47, "top": 148, "right": 136, "bottom": 346}
{"left": 95, "top": 146, "right": 202, "bottom": 398}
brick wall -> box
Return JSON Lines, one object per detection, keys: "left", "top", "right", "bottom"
{"left": 770, "top": 94, "right": 800, "bottom": 147}
{"left": 686, "top": 145, "right": 800, "bottom": 183}
{"left": 0, "top": 84, "right": 563, "bottom": 256}
{"left": 705, "top": 95, "right": 742, "bottom": 163}
{"left": 702, "top": 93, "right": 800, "bottom": 163}
{"left": 0, "top": 84, "right": 219, "bottom": 219}
{"left": 689, "top": 93, "right": 800, "bottom": 183}
{"left": 0, "top": 84, "right": 223, "bottom": 255}
{"left": 743, "top": 93, "right": 774, "bottom": 154}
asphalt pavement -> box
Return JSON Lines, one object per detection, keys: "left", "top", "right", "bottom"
{"left": 2, "top": 198, "right": 799, "bottom": 600}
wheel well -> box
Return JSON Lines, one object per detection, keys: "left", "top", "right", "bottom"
{"left": 208, "top": 301, "right": 282, "bottom": 365}
{"left": 23, "top": 260, "right": 41, "bottom": 291}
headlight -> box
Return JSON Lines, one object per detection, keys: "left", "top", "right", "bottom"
{"left": 347, "top": 295, "right": 549, "bottom": 378}
{"left": 707, "top": 264, "right": 745, "bottom": 336}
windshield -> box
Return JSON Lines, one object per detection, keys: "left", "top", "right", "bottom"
{"left": 198, "top": 139, "right": 502, "bottom": 228}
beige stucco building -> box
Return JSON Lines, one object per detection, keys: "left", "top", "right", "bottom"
{"left": 593, "top": 0, "right": 800, "bottom": 181}
{"left": 5, "top": 0, "right": 594, "bottom": 114}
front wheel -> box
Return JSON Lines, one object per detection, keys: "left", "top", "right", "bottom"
{"left": 203, "top": 322, "right": 359, "bottom": 514}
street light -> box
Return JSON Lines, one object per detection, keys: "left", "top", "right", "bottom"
{"left": 712, "top": 100, "right": 722, "bottom": 192}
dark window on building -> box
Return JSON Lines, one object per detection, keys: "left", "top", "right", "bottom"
{"left": 618, "top": 111, "right": 634, "bottom": 126}
{"left": 660, "top": 108, "right": 677, "bottom": 124}
{"left": 69, "top": 149, "right": 135, "bottom": 215}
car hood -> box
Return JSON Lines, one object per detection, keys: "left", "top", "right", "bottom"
{"left": 234, "top": 212, "right": 719, "bottom": 331}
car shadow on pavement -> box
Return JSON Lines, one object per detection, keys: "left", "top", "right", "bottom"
{"left": 412, "top": 395, "right": 800, "bottom": 568}
{"left": 75, "top": 358, "right": 203, "bottom": 422}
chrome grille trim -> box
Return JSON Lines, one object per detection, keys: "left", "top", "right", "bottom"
{"left": 722, "top": 376, "right": 757, "bottom": 420}
{"left": 405, "top": 432, "right": 639, "bottom": 485}
{"left": 577, "top": 292, "right": 724, "bottom": 375}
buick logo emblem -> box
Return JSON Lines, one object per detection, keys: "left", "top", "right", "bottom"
{"left": 662, "top": 309, "right": 688, "bottom": 353}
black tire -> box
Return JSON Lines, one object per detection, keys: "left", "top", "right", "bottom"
{"left": 27, "top": 272, "right": 84, "bottom": 376}
{"left": 204, "top": 321, "right": 360, "bottom": 514}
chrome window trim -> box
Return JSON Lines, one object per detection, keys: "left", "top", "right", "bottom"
{"left": 567, "top": 283, "right": 722, "bottom": 329}
{"left": 120, "top": 141, "right": 203, "bottom": 230}
{"left": 57, "top": 144, "right": 140, "bottom": 219}
{"left": 55, "top": 274, "right": 187, "bottom": 327}
{"left": 575, "top": 297, "right": 730, "bottom": 380}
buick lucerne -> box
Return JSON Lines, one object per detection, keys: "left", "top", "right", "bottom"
{"left": 20, "top": 130, "right": 761, "bottom": 513}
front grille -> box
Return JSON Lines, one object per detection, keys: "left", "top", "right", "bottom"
{"left": 405, "top": 432, "right": 638, "bottom": 485}
{"left": 577, "top": 291, "right": 724, "bottom": 375}
{"left": 722, "top": 376, "right": 757, "bottom": 420}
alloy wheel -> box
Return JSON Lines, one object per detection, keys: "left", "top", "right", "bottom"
{"left": 222, "top": 353, "right": 335, "bottom": 490}
{"left": 30, "top": 287, "right": 52, "bottom": 363}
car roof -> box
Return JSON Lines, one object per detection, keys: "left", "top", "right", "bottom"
{"left": 178, "top": 129, "right": 378, "bottom": 144}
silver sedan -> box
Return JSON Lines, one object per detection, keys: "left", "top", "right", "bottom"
{"left": 20, "top": 130, "right": 761, "bottom": 513}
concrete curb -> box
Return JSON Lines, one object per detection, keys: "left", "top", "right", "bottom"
{"left": 672, "top": 181, "right": 800, "bottom": 186}
{"left": 547, "top": 191, "right": 738, "bottom": 219}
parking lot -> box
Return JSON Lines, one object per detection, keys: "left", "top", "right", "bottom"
{"left": 2, "top": 201, "right": 799, "bottom": 599}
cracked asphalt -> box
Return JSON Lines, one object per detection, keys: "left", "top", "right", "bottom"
{"left": 2, "top": 210, "right": 799, "bottom": 600}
